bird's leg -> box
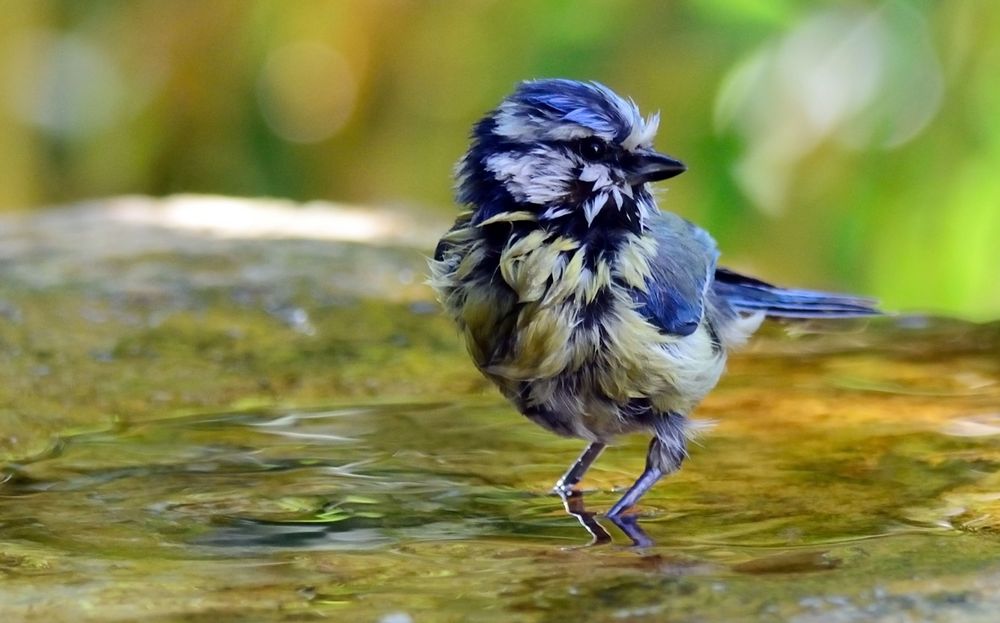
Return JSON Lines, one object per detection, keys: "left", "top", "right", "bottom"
{"left": 553, "top": 441, "right": 606, "bottom": 494}
{"left": 605, "top": 463, "right": 663, "bottom": 518}
{"left": 559, "top": 487, "right": 653, "bottom": 547}
{"left": 606, "top": 431, "right": 686, "bottom": 518}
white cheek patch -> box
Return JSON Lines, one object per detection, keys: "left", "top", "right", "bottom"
{"left": 485, "top": 149, "right": 576, "bottom": 205}
{"left": 577, "top": 163, "right": 643, "bottom": 225}
{"left": 579, "top": 163, "right": 614, "bottom": 189}
{"left": 483, "top": 145, "right": 658, "bottom": 228}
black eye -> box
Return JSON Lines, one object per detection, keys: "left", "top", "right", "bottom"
{"left": 577, "top": 137, "right": 608, "bottom": 160}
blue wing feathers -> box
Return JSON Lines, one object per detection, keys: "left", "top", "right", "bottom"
{"left": 626, "top": 221, "right": 879, "bottom": 335}
{"left": 632, "top": 278, "right": 703, "bottom": 336}
{"left": 629, "top": 214, "right": 717, "bottom": 337}
{"left": 714, "top": 268, "right": 881, "bottom": 317}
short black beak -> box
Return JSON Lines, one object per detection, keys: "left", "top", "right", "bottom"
{"left": 627, "top": 149, "right": 686, "bottom": 185}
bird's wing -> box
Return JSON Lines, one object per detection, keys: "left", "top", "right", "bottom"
{"left": 628, "top": 213, "right": 718, "bottom": 337}
{"left": 713, "top": 267, "right": 881, "bottom": 317}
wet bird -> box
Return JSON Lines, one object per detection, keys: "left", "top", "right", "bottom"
{"left": 430, "top": 79, "right": 879, "bottom": 518}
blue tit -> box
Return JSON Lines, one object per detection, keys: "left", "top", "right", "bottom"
{"left": 430, "top": 79, "right": 879, "bottom": 517}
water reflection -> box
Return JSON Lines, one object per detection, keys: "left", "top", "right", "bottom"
{"left": 559, "top": 489, "right": 653, "bottom": 548}
{"left": 4, "top": 389, "right": 994, "bottom": 554}
{"left": 1, "top": 322, "right": 999, "bottom": 620}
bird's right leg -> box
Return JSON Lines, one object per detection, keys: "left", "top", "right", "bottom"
{"left": 553, "top": 441, "right": 606, "bottom": 494}
{"left": 606, "top": 424, "right": 687, "bottom": 518}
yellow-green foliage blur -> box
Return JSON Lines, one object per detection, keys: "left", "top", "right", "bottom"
{"left": 1, "top": 1, "right": 998, "bottom": 319}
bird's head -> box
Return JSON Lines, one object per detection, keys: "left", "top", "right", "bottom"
{"left": 457, "top": 79, "right": 685, "bottom": 232}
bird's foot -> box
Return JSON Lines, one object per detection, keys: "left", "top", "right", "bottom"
{"left": 605, "top": 512, "right": 654, "bottom": 548}
{"left": 557, "top": 487, "right": 654, "bottom": 547}
{"left": 552, "top": 480, "right": 577, "bottom": 497}
{"left": 604, "top": 498, "right": 632, "bottom": 520}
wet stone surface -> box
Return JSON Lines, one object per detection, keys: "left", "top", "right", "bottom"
{"left": 1, "top": 197, "right": 999, "bottom": 622}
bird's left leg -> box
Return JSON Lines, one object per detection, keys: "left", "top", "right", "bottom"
{"left": 606, "top": 420, "right": 687, "bottom": 518}
{"left": 553, "top": 441, "right": 606, "bottom": 494}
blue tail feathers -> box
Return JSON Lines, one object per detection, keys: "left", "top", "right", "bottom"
{"left": 713, "top": 268, "right": 881, "bottom": 318}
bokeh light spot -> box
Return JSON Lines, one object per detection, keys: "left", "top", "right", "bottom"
{"left": 715, "top": 2, "right": 944, "bottom": 214}
{"left": 257, "top": 41, "right": 356, "bottom": 144}
{"left": 5, "top": 31, "right": 126, "bottom": 138}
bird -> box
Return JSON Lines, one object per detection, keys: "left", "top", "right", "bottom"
{"left": 429, "top": 79, "right": 879, "bottom": 518}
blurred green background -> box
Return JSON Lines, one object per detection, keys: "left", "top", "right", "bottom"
{"left": 1, "top": 0, "right": 998, "bottom": 319}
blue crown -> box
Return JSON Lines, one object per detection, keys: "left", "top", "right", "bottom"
{"left": 507, "top": 79, "right": 636, "bottom": 140}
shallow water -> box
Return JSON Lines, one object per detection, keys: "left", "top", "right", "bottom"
{"left": 3, "top": 319, "right": 1000, "bottom": 622}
